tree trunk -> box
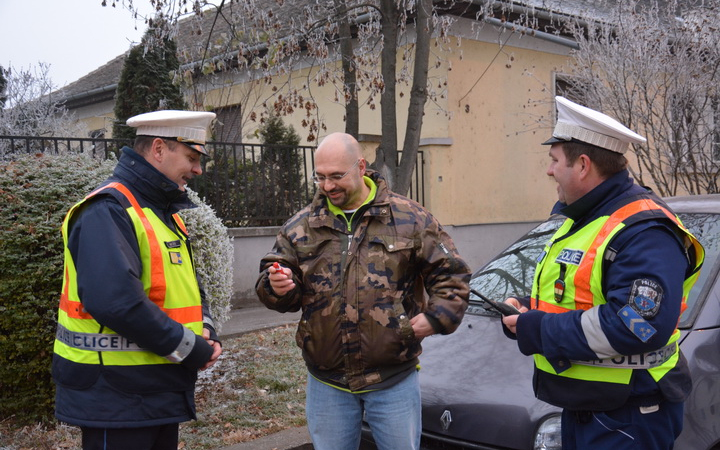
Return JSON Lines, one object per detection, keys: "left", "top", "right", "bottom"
{"left": 374, "top": 0, "right": 399, "bottom": 189}
{"left": 334, "top": 0, "right": 359, "bottom": 139}
{"left": 396, "top": 0, "right": 432, "bottom": 196}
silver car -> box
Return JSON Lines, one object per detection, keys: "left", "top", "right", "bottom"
{"left": 369, "top": 194, "right": 720, "bottom": 450}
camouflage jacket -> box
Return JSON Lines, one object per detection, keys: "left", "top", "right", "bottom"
{"left": 256, "top": 171, "right": 470, "bottom": 391}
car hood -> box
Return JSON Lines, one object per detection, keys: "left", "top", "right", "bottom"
{"left": 419, "top": 309, "right": 559, "bottom": 449}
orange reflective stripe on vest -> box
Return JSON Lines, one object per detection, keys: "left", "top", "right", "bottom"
{"left": 571, "top": 198, "right": 679, "bottom": 311}
{"left": 106, "top": 182, "right": 167, "bottom": 305}
{"left": 59, "top": 265, "right": 93, "bottom": 319}
{"left": 174, "top": 213, "right": 187, "bottom": 234}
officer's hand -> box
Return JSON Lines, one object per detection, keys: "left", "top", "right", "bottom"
{"left": 200, "top": 328, "right": 222, "bottom": 371}
{"left": 411, "top": 313, "right": 435, "bottom": 339}
{"left": 501, "top": 297, "right": 527, "bottom": 334}
{"left": 269, "top": 263, "right": 296, "bottom": 296}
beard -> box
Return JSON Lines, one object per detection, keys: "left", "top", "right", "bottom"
{"left": 325, "top": 188, "right": 349, "bottom": 208}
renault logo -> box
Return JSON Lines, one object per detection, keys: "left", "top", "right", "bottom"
{"left": 440, "top": 410, "right": 452, "bottom": 431}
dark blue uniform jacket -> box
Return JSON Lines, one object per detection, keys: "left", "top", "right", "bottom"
{"left": 53, "top": 147, "right": 216, "bottom": 428}
{"left": 513, "top": 169, "right": 693, "bottom": 407}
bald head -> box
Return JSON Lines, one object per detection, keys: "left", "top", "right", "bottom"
{"left": 315, "top": 132, "right": 363, "bottom": 164}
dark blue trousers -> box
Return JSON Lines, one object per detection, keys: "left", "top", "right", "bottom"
{"left": 561, "top": 401, "right": 684, "bottom": 449}
{"left": 81, "top": 423, "right": 179, "bottom": 450}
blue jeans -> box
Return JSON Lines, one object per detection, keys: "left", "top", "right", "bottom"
{"left": 305, "top": 370, "right": 421, "bottom": 450}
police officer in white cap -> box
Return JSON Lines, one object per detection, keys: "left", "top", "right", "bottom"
{"left": 52, "top": 110, "right": 222, "bottom": 450}
{"left": 501, "top": 97, "right": 704, "bottom": 449}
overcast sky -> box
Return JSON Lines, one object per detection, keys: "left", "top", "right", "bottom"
{"left": 1, "top": 0, "right": 152, "bottom": 88}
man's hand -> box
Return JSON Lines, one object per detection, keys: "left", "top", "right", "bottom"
{"left": 200, "top": 327, "right": 222, "bottom": 371}
{"left": 269, "top": 262, "right": 296, "bottom": 296}
{"left": 411, "top": 313, "right": 435, "bottom": 339}
{"left": 501, "top": 297, "right": 527, "bottom": 334}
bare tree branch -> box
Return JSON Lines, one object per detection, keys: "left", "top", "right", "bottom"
{"left": 565, "top": 0, "right": 720, "bottom": 195}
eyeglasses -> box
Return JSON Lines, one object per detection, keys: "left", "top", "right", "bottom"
{"left": 312, "top": 159, "right": 361, "bottom": 185}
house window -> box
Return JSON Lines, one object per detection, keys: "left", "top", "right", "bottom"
{"left": 214, "top": 105, "right": 243, "bottom": 143}
{"left": 554, "top": 74, "right": 589, "bottom": 106}
{"left": 669, "top": 94, "right": 720, "bottom": 164}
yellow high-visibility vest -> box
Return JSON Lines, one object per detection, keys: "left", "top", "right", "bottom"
{"left": 53, "top": 182, "right": 202, "bottom": 366}
{"left": 531, "top": 197, "right": 704, "bottom": 387}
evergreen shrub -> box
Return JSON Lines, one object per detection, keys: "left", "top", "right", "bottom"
{"left": 0, "top": 153, "right": 115, "bottom": 424}
{"left": 185, "top": 188, "right": 234, "bottom": 329}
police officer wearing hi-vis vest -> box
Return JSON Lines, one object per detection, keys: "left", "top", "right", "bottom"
{"left": 52, "top": 110, "right": 222, "bottom": 450}
{"left": 502, "top": 97, "right": 704, "bottom": 449}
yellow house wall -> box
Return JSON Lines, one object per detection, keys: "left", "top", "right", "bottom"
{"left": 199, "top": 56, "right": 450, "bottom": 145}
{"left": 199, "top": 26, "right": 574, "bottom": 226}
{"left": 438, "top": 35, "right": 572, "bottom": 225}
{"left": 70, "top": 100, "right": 117, "bottom": 137}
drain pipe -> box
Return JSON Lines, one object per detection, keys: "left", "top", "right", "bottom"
{"left": 481, "top": 15, "right": 579, "bottom": 49}
{"left": 463, "top": 0, "right": 583, "bottom": 49}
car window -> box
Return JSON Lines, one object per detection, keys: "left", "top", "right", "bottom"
{"left": 676, "top": 212, "right": 720, "bottom": 328}
{"left": 468, "top": 218, "right": 564, "bottom": 316}
{"left": 468, "top": 212, "right": 720, "bottom": 324}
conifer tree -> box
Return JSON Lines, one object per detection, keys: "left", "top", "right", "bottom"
{"left": 259, "top": 114, "right": 301, "bottom": 147}
{"left": 112, "top": 21, "right": 187, "bottom": 140}
{"left": 255, "top": 115, "right": 310, "bottom": 225}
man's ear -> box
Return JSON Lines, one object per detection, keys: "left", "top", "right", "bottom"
{"left": 578, "top": 154, "right": 592, "bottom": 172}
{"left": 149, "top": 138, "right": 166, "bottom": 162}
{"left": 578, "top": 154, "right": 592, "bottom": 175}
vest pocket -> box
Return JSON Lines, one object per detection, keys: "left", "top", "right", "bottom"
{"left": 295, "top": 305, "right": 344, "bottom": 371}
{"left": 367, "top": 235, "right": 415, "bottom": 289}
{"left": 362, "top": 300, "right": 420, "bottom": 367}
{"left": 296, "top": 238, "right": 335, "bottom": 288}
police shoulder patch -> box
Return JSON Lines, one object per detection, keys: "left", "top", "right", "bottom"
{"left": 628, "top": 278, "right": 663, "bottom": 318}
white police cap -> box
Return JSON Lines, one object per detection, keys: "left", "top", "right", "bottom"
{"left": 127, "top": 110, "right": 216, "bottom": 155}
{"left": 543, "top": 96, "right": 646, "bottom": 154}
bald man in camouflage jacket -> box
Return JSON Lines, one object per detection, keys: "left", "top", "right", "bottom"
{"left": 256, "top": 132, "right": 470, "bottom": 450}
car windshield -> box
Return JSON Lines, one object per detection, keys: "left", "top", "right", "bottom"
{"left": 468, "top": 211, "right": 720, "bottom": 328}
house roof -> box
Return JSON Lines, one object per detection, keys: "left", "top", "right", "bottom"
{"left": 55, "top": 1, "right": 255, "bottom": 107}
{"left": 58, "top": 52, "right": 127, "bottom": 109}
{"left": 172, "top": 1, "right": 310, "bottom": 65}
{"left": 53, "top": 0, "right": 620, "bottom": 109}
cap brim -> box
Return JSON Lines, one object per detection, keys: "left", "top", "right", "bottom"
{"left": 180, "top": 142, "right": 208, "bottom": 156}
{"left": 542, "top": 136, "right": 567, "bottom": 145}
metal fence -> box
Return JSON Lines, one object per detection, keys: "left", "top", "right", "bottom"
{"left": 0, "top": 135, "right": 425, "bottom": 226}
{"left": 0, "top": 135, "right": 131, "bottom": 159}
